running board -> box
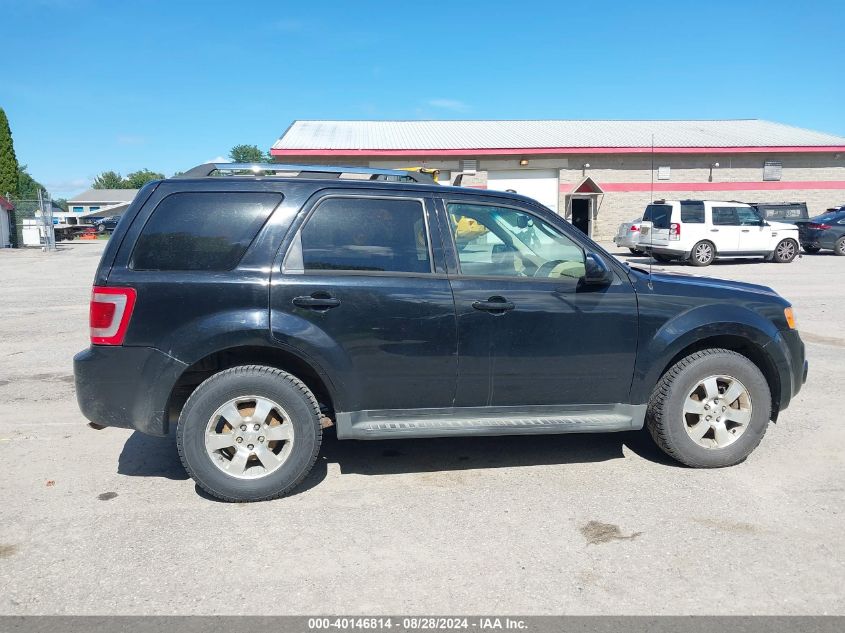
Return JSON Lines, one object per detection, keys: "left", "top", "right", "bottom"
{"left": 335, "top": 404, "right": 646, "bottom": 440}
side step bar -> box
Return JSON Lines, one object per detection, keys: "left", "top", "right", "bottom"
{"left": 336, "top": 404, "right": 646, "bottom": 440}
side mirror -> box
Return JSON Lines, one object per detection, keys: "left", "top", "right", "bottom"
{"left": 582, "top": 253, "right": 612, "bottom": 286}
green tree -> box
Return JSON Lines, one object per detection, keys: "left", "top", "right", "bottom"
{"left": 228, "top": 144, "right": 268, "bottom": 163}
{"left": 124, "top": 168, "right": 164, "bottom": 189}
{"left": 16, "top": 165, "right": 46, "bottom": 199}
{"left": 54, "top": 198, "right": 68, "bottom": 212}
{"left": 92, "top": 170, "right": 125, "bottom": 189}
{"left": 0, "top": 108, "right": 19, "bottom": 198}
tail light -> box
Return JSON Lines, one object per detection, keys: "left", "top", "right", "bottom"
{"left": 809, "top": 223, "right": 831, "bottom": 230}
{"left": 669, "top": 223, "right": 681, "bottom": 240}
{"left": 630, "top": 225, "right": 640, "bottom": 232}
{"left": 90, "top": 286, "right": 136, "bottom": 345}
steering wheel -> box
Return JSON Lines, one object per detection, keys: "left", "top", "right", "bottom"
{"left": 533, "top": 260, "right": 567, "bottom": 278}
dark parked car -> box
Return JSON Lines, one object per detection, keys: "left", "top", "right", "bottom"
{"left": 94, "top": 215, "right": 122, "bottom": 233}
{"left": 799, "top": 209, "right": 845, "bottom": 255}
{"left": 74, "top": 163, "right": 807, "bottom": 502}
{"left": 751, "top": 202, "right": 809, "bottom": 225}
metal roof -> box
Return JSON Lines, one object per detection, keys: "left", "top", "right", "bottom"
{"left": 67, "top": 188, "right": 139, "bottom": 203}
{"left": 273, "top": 119, "right": 845, "bottom": 151}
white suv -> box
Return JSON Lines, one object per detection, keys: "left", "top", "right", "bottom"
{"left": 639, "top": 199, "right": 799, "bottom": 266}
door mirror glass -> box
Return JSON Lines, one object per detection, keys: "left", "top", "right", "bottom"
{"left": 582, "top": 253, "right": 612, "bottom": 286}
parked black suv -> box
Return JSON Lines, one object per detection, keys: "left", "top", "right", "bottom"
{"left": 74, "top": 163, "right": 808, "bottom": 502}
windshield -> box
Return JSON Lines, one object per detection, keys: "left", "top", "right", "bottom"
{"left": 642, "top": 204, "right": 671, "bottom": 229}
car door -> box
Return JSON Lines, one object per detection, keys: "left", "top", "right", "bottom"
{"left": 270, "top": 191, "right": 457, "bottom": 413}
{"left": 438, "top": 196, "right": 638, "bottom": 408}
{"left": 735, "top": 206, "right": 771, "bottom": 253}
{"left": 709, "top": 205, "right": 741, "bottom": 252}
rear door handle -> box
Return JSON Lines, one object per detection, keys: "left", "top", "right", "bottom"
{"left": 292, "top": 295, "right": 341, "bottom": 309}
{"left": 741, "top": 229, "right": 750, "bottom": 232}
{"left": 710, "top": 229, "right": 720, "bottom": 232}
{"left": 472, "top": 297, "right": 515, "bottom": 313}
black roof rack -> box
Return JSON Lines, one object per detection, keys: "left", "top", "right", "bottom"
{"left": 178, "top": 163, "right": 436, "bottom": 184}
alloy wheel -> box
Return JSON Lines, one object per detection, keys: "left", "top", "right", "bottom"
{"left": 694, "top": 243, "right": 713, "bottom": 264}
{"left": 683, "top": 375, "right": 752, "bottom": 449}
{"left": 777, "top": 240, "right": 796, "bottom": 261}
{"left": 204, "top": 396, "right": 295, "bottom": 479}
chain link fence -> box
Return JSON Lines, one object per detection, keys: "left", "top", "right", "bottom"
{"left": 7, "top": 191, "right": 56, "bottom": 250}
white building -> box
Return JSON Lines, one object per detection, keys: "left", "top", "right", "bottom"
{"left": 65, "top": 188, "right": 138, "bottom": 219}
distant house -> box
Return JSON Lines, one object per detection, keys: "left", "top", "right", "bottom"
{"left": 0, "top": 195, "right": 14, "bottom": 248}
{"left": 66, "top": 188, "right": 139, "bottom": 218}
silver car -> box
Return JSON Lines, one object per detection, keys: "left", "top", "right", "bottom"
{"left": 613, "top": 218, "right": 643, "bottom": 253}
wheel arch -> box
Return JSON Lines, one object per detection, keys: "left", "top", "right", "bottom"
{"left": 165, "top": 344, "right": 340, "bottom": 432}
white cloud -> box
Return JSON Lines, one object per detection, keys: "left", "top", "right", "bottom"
{"left": 427, "top": 98, "right": 471, "bottom": 112}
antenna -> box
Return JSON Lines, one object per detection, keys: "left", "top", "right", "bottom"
{"left": 648, "top": 133, "right": 654, "bottom": 287}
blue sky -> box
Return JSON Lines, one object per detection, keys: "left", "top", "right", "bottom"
{"left": 2, "top": 0, "right": 844, "bottom": 198}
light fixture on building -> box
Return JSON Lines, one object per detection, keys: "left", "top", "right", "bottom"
{"left": 519, "top": 159, "right": 529, "bottom": 166}
{"left": 708, "top": 162, "right": 719, "bottom": 182}
{"left": 582, "top": 162, "right": 590, "bottom": 176}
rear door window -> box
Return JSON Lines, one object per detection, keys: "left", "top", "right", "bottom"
{"left": 712, "top": 207, "right": 739, "bottom": 226}
{"left": 131, "top": 192, "right": 281, "bottom": 271}
{"left": 296, "top": 197, "right": 431, "bottom": 274}
{"left": 643, "top": 204, "right": 672, "bottom": 229}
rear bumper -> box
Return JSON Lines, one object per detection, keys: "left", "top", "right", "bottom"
{"left": 642, "top": 245, "right": 688, "bottom": 258}
{"left": 74, "top": 346, "right": 187, "bottom": 436}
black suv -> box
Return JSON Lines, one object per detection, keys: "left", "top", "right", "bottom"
{"left": 74, "top": 163, "right": 808, "bottom": 502}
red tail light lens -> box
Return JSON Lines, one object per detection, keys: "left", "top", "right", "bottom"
{"left": 669, "top": 222, "right": 681, "bottom": 240}
{"left": 809, "top": 223, "right": 831, "bottom": 230}
{"left": 630, "top": 225, "right": 640, "bottom": 232}
{"left": 90, "top": 286, "right": 136, "bottom": 345}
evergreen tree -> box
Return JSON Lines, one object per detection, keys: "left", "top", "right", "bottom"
{"left": 0, "top": 108, "right": 19, "bottom": 198}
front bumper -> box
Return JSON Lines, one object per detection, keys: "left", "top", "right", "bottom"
{"left": 74, "top": 346, "right": 187, "bottom": 436}
{"left": 763, "top": 329, "right": 807, "bottom": 415}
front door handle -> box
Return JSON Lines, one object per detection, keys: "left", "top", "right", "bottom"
{"left": 472, "top": 296, "right": 515, "bottom": 313}
{"left": 710, "top": 229, "right": 720, "bottom": 232}
{"left": 292, "top": 295, "right": 341, "bottom": 309}
{"left": 741, "top": 229, "right": 751, "bottom": 232}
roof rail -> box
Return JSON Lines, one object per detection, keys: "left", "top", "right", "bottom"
{"left": 178, "top": 163, "right": 436, "bottom": 184}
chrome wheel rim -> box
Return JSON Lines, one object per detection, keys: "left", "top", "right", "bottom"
{"left": 204, "top": 396, "right": 294, "bottom": 479}
{"left": 683, "top": 375, "right": 752, "bottom": 449}
{"left": 694, "top": 243, "right": 712, "bottom": 263}
{"left": 838, "top": 240, "right": 845, "bottom": 255}
{"left": 777, "top": 240, "right": 796, "bottom": 260}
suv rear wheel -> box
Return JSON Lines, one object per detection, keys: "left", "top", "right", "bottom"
{"left": 689, "top": 241, "right": 715, "bottom": 267}
{"left": 176, "top": 365, "right": 322, "bottom": 502}
{"left": 773, "top": 238, "right": 798, "bottom": 263}
{"left": 646, "top": 349, "right": 771, "bottom": 468}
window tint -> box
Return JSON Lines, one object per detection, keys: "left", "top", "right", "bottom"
{"left": 712, "top": 207, "right": 739, "bottom": 226}
{"left": 756, "top": 204, "right": 807, "bottom": 220}
{"left": 680, "top": 201, "right": 705, "bottom": 224}
{"left": 131, "top": 192, "right": 280, "bottom": 271}
{"left": 448, "top": 203, "right": 585, "bottom": 279}
{"left": 300, "top": 197, "right": 430, "bottom": 274}
{"left": 643, "top": 204, "right": 671, "bottom": 229}
{"left": 736, "top": 206, "right": 762, "bottom": 226}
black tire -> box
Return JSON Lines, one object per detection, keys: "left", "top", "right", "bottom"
{"left": 772, "top": 238, "right": 798, "bottom": 263}
{"left": 802, "top": 244, "right": 821, "bottom": 254}
{"left": 689, "top": 241, "right": 715, "bottom": 267}
{"left": 646, "top": 349, "right": 771, "bottom": 468}
{"left": 652, "top": 253, "right": 673, "bottom": 263}
{"left": 629, "top": 248, "right": 644, "bottom": 255}
{"left": 835, "top": 237, "right": 845, "bottom": 256}
{"left": 176, "top": 365, "right": 322, "bottom": 502}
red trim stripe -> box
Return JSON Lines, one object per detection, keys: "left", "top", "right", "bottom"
{"left": 272, "top": 146, "right": 845, "bottom": 157}
{"left": 561, "top": 180, "right": 845, "bottom": 193}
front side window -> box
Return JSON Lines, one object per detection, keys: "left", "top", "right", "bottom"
{"left": 131, "top": 192, "right": 280, "bottom": 271}
{"left": 736, "top": 207, "right": 762, "bottom": 226}
{"left": 712, "top": 207, "right": 739, "bottom": 226}
{"left": 299, "top": 197, "right": 430, "bottom": 274}
{"left": 447, "top": 203, "right": 585, "bottom": 279}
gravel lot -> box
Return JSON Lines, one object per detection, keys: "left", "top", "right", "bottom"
{"left": 0, "top": 241, "right": 842, "bottom": 615}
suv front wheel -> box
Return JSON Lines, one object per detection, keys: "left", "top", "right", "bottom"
{"left": 176, "top": 365, "right": 322, "bottom": 502}
{"left": 773, "top": 238, "right": 798, "bottom": 263}
{"left": 646, "top": 349, "right": 771, "bottom": 468}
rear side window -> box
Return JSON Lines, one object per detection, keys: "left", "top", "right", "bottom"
{"left": 298, "top": 197, "right": 431, "bottom": 274}
{"left": 131, "top": 192, "right": 280, "bottom": 271}
{"left": 643, "top": 204, "right": 671, "bottom": 229}
{"left": 680, "top": 201, "right": 705, "bottom": 224}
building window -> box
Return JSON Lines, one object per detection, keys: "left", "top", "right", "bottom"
{"left": 657, "top": 166, "right": 671, "bottom": 180}
{"left": 763, "top": 160, "right": 782, "bottom": 181}
{"left": 72, "top": 206, "right": 84, "bottom": 213}
{"left": 88, "top": 206, "right": 100, "bottom": 212}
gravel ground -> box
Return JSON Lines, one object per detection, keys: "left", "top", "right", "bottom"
{"left": 0, "top": 241, "right": 842, "bottom": 615}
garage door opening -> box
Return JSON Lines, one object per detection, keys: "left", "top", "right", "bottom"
{"left": 487, "top": 169, "right": 559, "bottom": 212}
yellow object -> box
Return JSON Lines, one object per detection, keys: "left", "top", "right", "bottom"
{"left": 784, "top": 307, "right": 796, "bottom": 329}
{"left": 397, "top": 167, "right": 440, "bottom": 183}
{"left": 454, "top": 215, "right": 489, "bottom": 242}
